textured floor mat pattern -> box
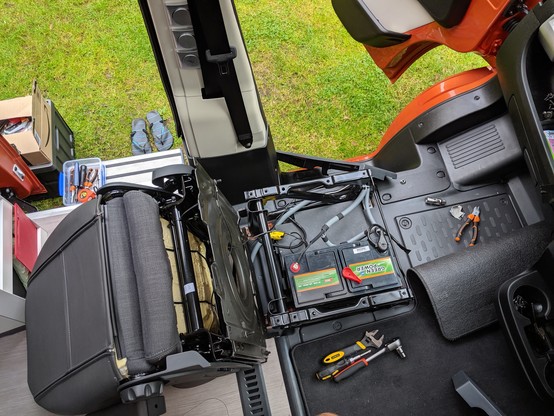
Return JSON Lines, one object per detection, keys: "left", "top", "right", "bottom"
{"left": 397, "top": 194, "right": 521, "bottom": 267}
{"left": 292, "top": 280, "right": 551, "bottom": 416}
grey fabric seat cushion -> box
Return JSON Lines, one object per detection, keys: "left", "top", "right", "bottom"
{"left": 123, "top": 191, "right": 181, "bottom": 363}
{"left": 105, "top": 198, "right": 153, "bottom": 375}
{"left": 106, "top": 191, "right": 181, "bottom": 374}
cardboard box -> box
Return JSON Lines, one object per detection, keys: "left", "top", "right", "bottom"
{"left": 0, "top": 81, "right": 52, "bottom": 166}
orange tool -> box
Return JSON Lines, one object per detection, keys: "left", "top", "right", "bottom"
{"left": 76, "top": 166, "right": 98, "bottom": 203}
{"left": 455, "top": 206, "right": 481, "bottom": 246}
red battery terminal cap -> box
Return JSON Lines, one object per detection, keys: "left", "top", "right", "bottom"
{"left": 290, "top": 262, "right": 301, "bottom": 273}
{"left": 342, "top": 267, "right": 362, "bottom": 284}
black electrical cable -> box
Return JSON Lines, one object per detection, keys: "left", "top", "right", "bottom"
{"left": 369, "top": 224, "right": 411, "bottom": 254}
{"left": 179, "top": 203, "right": 199, "bottom": 220}
{"left": 267, "top": 297, "right": 287, "bottom": 315}
{"left": 273, "top": 231, "right": 307, "bottom": 250}
{"left": 295, "top": 228, "right": 326, "bottom": 264}
{"left": 190, "top": 249, "right": 209, "bottom": 264}
{"left": 288, "top": 217, "right": 308, "bottom": 243}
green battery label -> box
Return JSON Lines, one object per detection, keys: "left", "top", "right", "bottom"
{"left": 293, "top": 268, "right": 340, "bottom": 292}
{"left": 349, "top": 257, "right": 395, "bottom": 280}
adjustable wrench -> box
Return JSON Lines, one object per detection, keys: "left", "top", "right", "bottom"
{"left": 323, "top": 329, "right": 384, "bottom": 364}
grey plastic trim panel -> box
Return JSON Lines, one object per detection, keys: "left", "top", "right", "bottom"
{"left": 275, "top": 336, "right": 306, "bottom": 416}
{"left": 236, "top": 365, "right": 272, "bottom": 416}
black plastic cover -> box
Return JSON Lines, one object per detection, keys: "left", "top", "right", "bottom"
{"left": 372, "top": 76, "right": 505, "bottom": 174}
{"left": 198, "top": 143, "right": 280, "bottom": 204}
{"left": 496, "top": 1, "right": 554, "bottom": 205}
{"left": 438, "top": 113, "right": 523, "bottom": 187}
{"left": 417, "top": 0, "right": 470, "bottom": 28}
{"left": 497, "top": 270, "right": 554, "bottom": 400}
{"left": 332, "top": 0, "right": 411, "bottom": 47}
{"left": 26, "top": 202, "right": 120, "bottom": 414}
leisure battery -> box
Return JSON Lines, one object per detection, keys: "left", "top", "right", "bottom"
{"left": 283, "top": 249, "right": 348, "bottom": 308}
{"left": 340, "top": 242, "right": 401, "bottom": 293}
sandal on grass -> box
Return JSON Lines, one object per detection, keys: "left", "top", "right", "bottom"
{"left": 131, "top": 118, "right": 152, "bottom": 155}
{"left": 146, "top": 110, "right": 173, "bottom": 151}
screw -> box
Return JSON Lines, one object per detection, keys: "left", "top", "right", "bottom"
{"left": 474, "top": 95, "right": 480, "bottom": 101}
{"left": 382, "top": 193, "right": 392, "bottom": 201}
{"left": 400, "top": 179, "right": 406, "bottom": 185}
{"left": 418, "top": 122, "right": 424, "bottom": 128}
{"left": 399, "top": 217, "right": 412, "bottom": 229}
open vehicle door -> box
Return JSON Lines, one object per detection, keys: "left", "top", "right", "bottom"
{"left": 138, "top": 0, "right": 280, "bottom": 204}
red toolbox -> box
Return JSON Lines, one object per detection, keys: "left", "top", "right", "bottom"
{"left": 0, "top": 134, "right": 46, "bottom": 199}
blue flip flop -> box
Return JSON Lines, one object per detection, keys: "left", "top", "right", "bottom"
{"left": 146, "top": 110, "right": 173, "bottom": 151}
{"left": 131, "top": 118, "right": 152, "bottom": 155}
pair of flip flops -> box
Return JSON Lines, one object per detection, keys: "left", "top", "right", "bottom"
{"left": 131, "top": 111, "right": 173, "bottom": 155}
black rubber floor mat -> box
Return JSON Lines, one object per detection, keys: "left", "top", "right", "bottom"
{"left": 408, "top": 223, "right": 553, "bottom": 340}
{"left": 291, "top": 279, "right": 552, "bottom": 416}
{"left": 397, "top": 194, "right": 520, "bottom": 267}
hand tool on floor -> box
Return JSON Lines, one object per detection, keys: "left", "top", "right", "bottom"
{"left": 332, "top": 338, "right": 406, "bottom": 382}
{"left": 455, "top": 206, "right": 480, "bottom": 246}
{"left": 323, "top": 329, "right": 384, "bottom": 364}
{"left": 317, "top": 347, "right": 375, "bottom": 381}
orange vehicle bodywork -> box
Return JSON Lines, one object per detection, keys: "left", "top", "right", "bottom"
{"left": 350, "top": 0, "right": 542, "bottom": 164}
{"left": 366, "top": 0, "right": 541, "bottom": 82}
{"left": 349, "top": 66, "right": 498, "bottom": 163}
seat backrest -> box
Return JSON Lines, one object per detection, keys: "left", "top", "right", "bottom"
{"left": 105, "top": 191, "right": 181, "bottom": 375}
{"left": 26, "top": 191, "right": 180, "bottom": 415}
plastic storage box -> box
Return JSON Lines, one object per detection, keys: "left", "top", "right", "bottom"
{"left": 60, "top": 158, "right": 105, "bottom": 206}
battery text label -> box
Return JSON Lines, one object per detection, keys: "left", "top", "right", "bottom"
{"left": 293, "top": 268, "right": 340, "bottom": 292}
{"left": 350, "top": 257, "right": 394, "bottom": 279}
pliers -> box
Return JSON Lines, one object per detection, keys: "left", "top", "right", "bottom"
{"left": 455, "top": 206, "right": 480, "bottom": 246}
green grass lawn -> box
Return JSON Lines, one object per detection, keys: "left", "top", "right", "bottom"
{"left": 1, "top": 0, "right": 485, "bottom": 179}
